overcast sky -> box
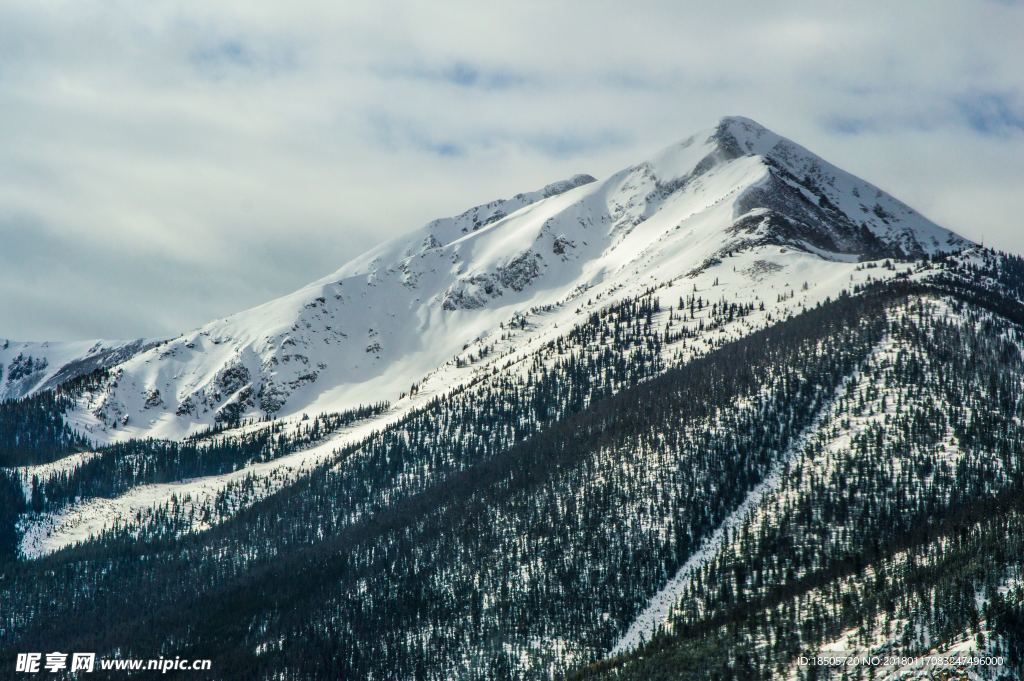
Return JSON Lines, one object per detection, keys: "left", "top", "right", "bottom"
{"left": 1, "top": 1, "right": 1022, "bottom": 341}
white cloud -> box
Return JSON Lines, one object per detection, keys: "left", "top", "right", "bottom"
{"left": 1, "top": 0, "right": 1022, "bottom": 339}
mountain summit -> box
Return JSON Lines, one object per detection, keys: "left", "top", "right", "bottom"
{"left": 704, "top": 116, "right": 964, "bottom": 257}
{"left": 1, "top": 117, "right": 970, "bottom": 442}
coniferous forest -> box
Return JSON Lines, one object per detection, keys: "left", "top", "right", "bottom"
{"left": 2, "top": 253, "right": 1024, "bottom": 679}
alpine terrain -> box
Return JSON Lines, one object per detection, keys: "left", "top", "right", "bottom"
{"left": 2, "top": 116, "right": 1023, "bottom": 680}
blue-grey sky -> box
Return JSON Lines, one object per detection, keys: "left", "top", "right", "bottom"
{"left": 1, "top": 1, "right": 1022, "bottom": 341}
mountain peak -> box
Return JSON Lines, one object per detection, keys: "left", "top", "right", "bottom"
{"left": 4, "top": 119, "right": 972, "bottom": 441}
{"left": 643, "top": 116, "right": 971, "bottom": 260}
{"left": 711, "top": 115, "right": 782, "bottom": 158}
{"left": 717, "top": 114, "right": 763, "bottom": 127}
{"left": 715, "top": 114, "right": 770, "bottom": 136}
{"left": 644, "top": 116, "right": 782, "bottom": 182}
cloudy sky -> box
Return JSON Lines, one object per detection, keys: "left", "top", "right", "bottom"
{"left": 1, "top": 1, "right": 1022, "bottom": 341}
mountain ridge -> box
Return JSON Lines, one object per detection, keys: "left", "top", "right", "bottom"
{"left": 1, "top": 117, "right": 971, "bottom": 448}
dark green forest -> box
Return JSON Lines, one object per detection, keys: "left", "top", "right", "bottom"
{"left": 2, "top": 251, "right": 1024, "bottom": 679}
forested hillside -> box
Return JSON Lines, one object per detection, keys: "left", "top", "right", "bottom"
{"left": 576, "top": 279, "right": 1024, "bottom": 680}
{"left": 4, "top": 264, "right": 1023, "bottom": 679}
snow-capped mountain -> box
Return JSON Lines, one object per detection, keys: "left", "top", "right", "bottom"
{"left": 6, "top": 114, "right": 974, "bottom": 563}
{"left": 10, "top": 117, "right": 1024, "bottom": 681}
{"left": 43, "top": 116, "right": 967, "bottom": 443}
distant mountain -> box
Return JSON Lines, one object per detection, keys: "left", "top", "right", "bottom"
{"left": 8, "top": 117, "right": 1024, "bottom": 681}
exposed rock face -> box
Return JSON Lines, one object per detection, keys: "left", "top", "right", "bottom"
{"left": 7, "top": 354, "right": 48, "bottom": 383}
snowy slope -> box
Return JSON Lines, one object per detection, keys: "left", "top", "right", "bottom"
{"left": 22, "top": 250, "right": 921, "bottom": 558}
{"left": 9, "top": 116, "right": 976, "bottom": 558}
{"left": 0, "top": 338, "right": 153, "bottom": 401}
{"left": 61, "top": 116, "right": 970, "bottom": 445}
